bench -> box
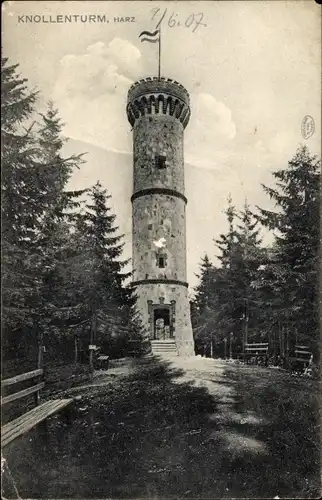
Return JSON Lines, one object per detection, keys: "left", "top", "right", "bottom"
{"left": 243, "top": 343, "right": 269, "bottom": 364}
{"left": 288, "top": 345, "right": 312, "bottom": 370}
{"left": 96, "top": 355, "right": 110, "bottom": 370}
{"left": 1, "top": 368, "right": 73, "bottom": 448}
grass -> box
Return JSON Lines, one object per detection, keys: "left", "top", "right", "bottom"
{"left": 215, "top": 363, "right": 320, "bottom": 498}
{"left": 1, "top": 357, "right": 320, "bottom": 499}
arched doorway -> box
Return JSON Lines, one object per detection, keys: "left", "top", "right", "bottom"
{"left": 148, "top": 300, "right": 176, "bottom": 341}
{"left": 153, "top": 307, "right": 171, "bottom": 340}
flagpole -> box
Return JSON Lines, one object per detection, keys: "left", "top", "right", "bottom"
{"left": 158, "top": 26, "right": 161, "bottom": 79}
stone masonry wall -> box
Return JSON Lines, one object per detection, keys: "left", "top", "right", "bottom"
{"left": 136, "top": 282, "right": 195, "bottom": 356}
{"left": 132, "top": 194, "right": 186, "bottom": 282}
{"left": 133, "top": 114, "right": 184, "bottom": 193}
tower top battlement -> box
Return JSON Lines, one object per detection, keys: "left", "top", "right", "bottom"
{"left": 128, "top": 77, "right": 190, "bottom": 104}
{"left": 127, "top": 77, "right": 191, "bottom": 128}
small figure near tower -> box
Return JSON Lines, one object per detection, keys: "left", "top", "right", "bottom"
{"left": 126, "top": 77, "right": 195, "bottom": 356}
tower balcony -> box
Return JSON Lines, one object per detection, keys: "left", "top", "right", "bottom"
{"left": 126, "top": 77, "right": 191, "bottom": 129}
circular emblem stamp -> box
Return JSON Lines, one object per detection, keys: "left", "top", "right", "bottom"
{"left": 301, "top": 115, "right": 315, "bottom": 140}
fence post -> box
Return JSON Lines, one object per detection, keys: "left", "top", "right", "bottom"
{"left": 35, "top": 329, "right": 44, "bottom": 406}
{"left": 242, "top": 298, "right": 249, "bottom": 353}
{"left": 229, "top": 332, "right": 233, "bottom": 359}
{"left": 74, "top": 336, "right": 78, "bottom": 365}
{"left": 89, "top": 313, "right": 97, "bottom": 379}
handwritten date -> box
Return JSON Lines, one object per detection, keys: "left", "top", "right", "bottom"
{"left": 151, "top": 7, "right": 207, "bottom": 32}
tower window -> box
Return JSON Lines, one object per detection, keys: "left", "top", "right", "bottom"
{"left": 157, "top": 254, "right": 167, "bottom": 268}
{"left": 155, "top": 155, "right": 166, "bottom": 169}
{"left": 148, "top": 224, "right": 152, "bottom": 230}
{"left": 158, "top": 257, "right": 165, "bottom": 268}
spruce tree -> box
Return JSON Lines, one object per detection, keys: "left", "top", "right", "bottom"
{"left": 32, "top": 102, "right": 86, "bottom": 361}
{"left": 1, "top": 59, "right": 87, "bottom": 366}
{"left": 194, "top": 254, "right": 215, "bottom": 316}
{"left": 71, "top": 181, "right": 131, "bottom": 359}
{"left": 234, "top": 201, "right": 265, "bottom": 344}
{"left": 256, "top": 145, "right": 320, "bottom": 356}
{"left": 193, "top": 196, "right": 266, "bottom": 357}
{"left": 192, "top": 255, "right": 218, "bottom": 354}
{"left": 213, "top": 196, "right": 239, "bottom": 341}
{"left": 1, "top": 58, "right": 42, "bottom": 362}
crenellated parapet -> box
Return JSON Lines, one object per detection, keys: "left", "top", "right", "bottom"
{"left": 128, "top": 77, "right": 190, "bottom": 103}
{"left": 127, "top": 77, "right": 191, "bottom": 128}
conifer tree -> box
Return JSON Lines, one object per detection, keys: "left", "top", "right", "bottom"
{"left": 192, "top": 255, "right": 218, "bottom": 354}
{"left": 213, "top": 196, "right": 239, "bottom": 341}
{"left": 256, "top": 145, "right": 320, "bottom": 355}
{"left": 194, "top": 254, "right": 215, "bottom": 316}
{"left": 1, "top": 59, "right": 86, "bottom": 364}
{"left": 69, "top": 181, "right": 131, "bottom": 359}
{"left": 193, "top": 196, "right": 265, "bottom": 356}
{"left": 1, "top": 58, "right": 42, "bottom": 353}
{"left": 234, "top": 201, "right": 265, "bottom": 344}
{"left": 32, "top": 102, "right": 86, "bottom": 359}
{"left": 216, "top": 195, "right": 237, "bottom": 270}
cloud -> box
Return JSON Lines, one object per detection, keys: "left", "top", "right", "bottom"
{"left": 185, "top": 93, "right": 236, "bottom": 169}
{"left": 57, "top": 39, "right": 141, "bottom": 97}
{"left": 104, "top": 38, "right": 142, "bottom": 80}
{"left": 53, "top": 42, "right": 238, "bottom": 167}
{"left": 53, "top": 36, "right": 317, "bottom": 203}
{"left": 53, "top": 38, "right": 142, "bottom": 152}
{"left": 194, "top": 93, "right": 236, "bottom": 141}
{"left": 55, "top": 39, "right": 320, "bottom": 182}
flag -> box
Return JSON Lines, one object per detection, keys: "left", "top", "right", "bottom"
{"left": 139, "top": 29, "right": 160, "bottom": 43}
{"left": 139, "top": 28, "right": 162, "bottom": 79}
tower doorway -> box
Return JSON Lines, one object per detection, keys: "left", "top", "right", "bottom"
{"left": 153, "top": 307, "right": 172, "bottom": 340}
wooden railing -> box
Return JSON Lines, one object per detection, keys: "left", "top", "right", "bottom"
{"left": 1, "top": 368, "right": 73, "bottom": 448}
{"left": 1, "top": 369, "right": 44, "bottom": 406}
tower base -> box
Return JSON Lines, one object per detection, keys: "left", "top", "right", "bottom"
{"left": 134, "top": 281, "right": 195, "bottom": 357}
{"left": 151, "top": 340, "right": 178, "bottom": 356}
{"left": 175, "top": 339, "right": 195, "bottom": 357}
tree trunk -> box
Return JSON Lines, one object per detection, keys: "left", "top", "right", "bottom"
{"left": 36, "top": 329, "right": 44, "bottom": 407}
{"left": 89, "top": 313, "right": 97, "bottom": 378}
{"left": 286, "top": 327, "right": 289, "bottom": 359}
{"left": 245, "top": 317, "right": 249, "bottom": 349}
{"left": 74, "top": 336, "right": 78, "bottom": 365}
{"left": 279, "top": 321, "right": 284, "bottom": 356}
{"left": 37, "top": 330, "right": 44, "bottom": 370}
{"left": 272, "top": 327, "right": 275, "bottom": 357}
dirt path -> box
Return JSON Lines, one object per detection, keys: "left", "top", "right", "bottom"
{"left": 2, "top": 355, "right": 319, "bottom": 499}
{"left": 156, "top": 356, "right": 269, "bottom": 453}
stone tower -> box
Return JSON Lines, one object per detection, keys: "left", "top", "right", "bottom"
{"left": 126, "top": 77, "right": 194, "bottom": 357}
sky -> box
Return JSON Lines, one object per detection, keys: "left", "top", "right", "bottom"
{"left": 2, "top": 0, "right": 321, "bottom": 290}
